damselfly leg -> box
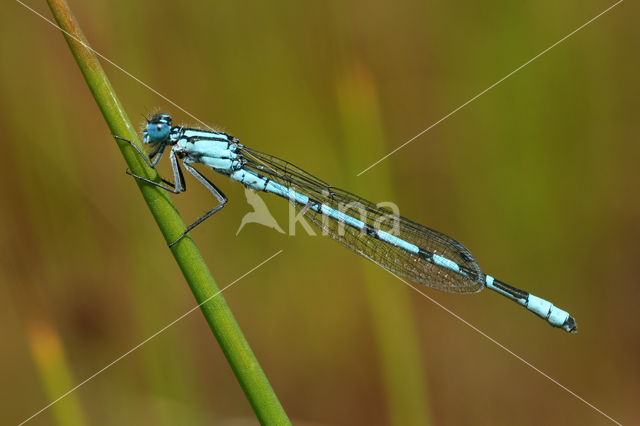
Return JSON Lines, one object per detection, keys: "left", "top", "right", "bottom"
{"left": 114, "top": 135, "right": 228, "bottom": 246}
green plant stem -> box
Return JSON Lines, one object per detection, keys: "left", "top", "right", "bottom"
{"left": 46, "top": 1, "right": 290, "bottom": 424}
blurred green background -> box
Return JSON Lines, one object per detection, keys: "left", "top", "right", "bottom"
{"left": 2, "top": 0, "right": 638, "bottom": 425}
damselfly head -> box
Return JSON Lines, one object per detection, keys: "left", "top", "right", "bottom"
{"left": 143, "top": 113, "right": 173, "bottom": 143}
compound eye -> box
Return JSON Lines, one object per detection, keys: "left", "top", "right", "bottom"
{"left": 145, "top": 115, "right": 172, "bottom": 142}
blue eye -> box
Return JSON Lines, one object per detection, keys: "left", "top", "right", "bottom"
{"left": 145, "top": 114, "right": 172, "bottom": 142}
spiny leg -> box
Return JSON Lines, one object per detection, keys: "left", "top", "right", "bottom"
{"left": 113, "top": 135, "right": 183, "bottom": 193}
{"left": 114, "top": 135, "right": 166, "bottom": 168}
{"left": 169, "top": 162, "right": 228, "bottom": 247}
{"left": 126, "top": 148, "right": 185, "bottom": 194}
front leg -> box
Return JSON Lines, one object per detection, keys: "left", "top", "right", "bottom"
{"left": 124, "top": 145, "right": 186, "bottom": 194}
{"left": 114, "top": 136, "right": 166, "bottom": 168}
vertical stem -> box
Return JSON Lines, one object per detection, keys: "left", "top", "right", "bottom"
{"left": 45, "top": 1, "right": 290, "bottom": 424}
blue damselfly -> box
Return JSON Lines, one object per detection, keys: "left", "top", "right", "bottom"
{"left": 115, "top": 114, "right": 577, "bottom": 333}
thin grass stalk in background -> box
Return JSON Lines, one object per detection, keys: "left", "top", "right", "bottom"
{"left": 336, "top": 61, "right": 433, "bottom": 426}
{"left": 25, "top": 316, "right": 88, "bottom": 426}
{"left": 45, "top": 0, "right": 290, "bottom": 424}
{"left": 3, "top": 241, "right": 88, "bottom": 426}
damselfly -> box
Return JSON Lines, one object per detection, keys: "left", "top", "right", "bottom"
{"left": 115, "top": 114, "right": 577, "bottom": 333}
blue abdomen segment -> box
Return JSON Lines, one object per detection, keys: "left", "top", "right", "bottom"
{"left": 319, "top": 204, "right": 365, "bottom": 231}
{"left": 485, "top": 275, "right": 576, "bottom": 332}
{"left": 376, "top": 229, "right": 419, "bottom": 254}
{"left": 433, "top": 254, "right": 460, "bottom": 271}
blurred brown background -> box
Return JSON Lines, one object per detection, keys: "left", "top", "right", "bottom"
{"left": 1, "top": 1, "right": 638, "bottom": 425}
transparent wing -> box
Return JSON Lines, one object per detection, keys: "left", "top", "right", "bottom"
{"left": 239, "top": 145, "right": 485, "bottom": 293}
